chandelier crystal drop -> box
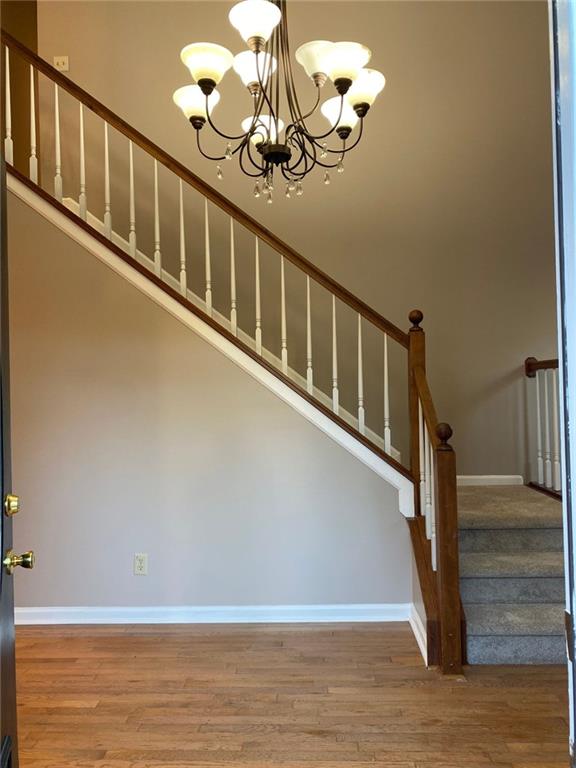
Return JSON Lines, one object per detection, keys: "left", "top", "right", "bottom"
{"left": 173, "top": 0, "right": 385, "bottom": 198}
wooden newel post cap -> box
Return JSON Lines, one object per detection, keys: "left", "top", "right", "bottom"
{"left": 436, "top": 422, "right": 453, "bottom": 447}
{"left": 524, "top": 357, "right": 537, "bottom": 378}
{"left": 409, "top": 310, "right": 424, "bottom": 330}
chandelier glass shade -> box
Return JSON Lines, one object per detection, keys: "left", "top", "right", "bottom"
{"left": 173, "top": 0, "right": 385, "bottom": 200}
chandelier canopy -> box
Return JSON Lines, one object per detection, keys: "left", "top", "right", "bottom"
{"left": 173, "top": 0, "right": 385, "bottom": 201}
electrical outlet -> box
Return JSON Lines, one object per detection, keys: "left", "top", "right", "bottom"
{"left": 133, "top": 553, "right": 148, "bottom": 576}
{"left": 53, "top": 55, "right": 69, "bottom": 72}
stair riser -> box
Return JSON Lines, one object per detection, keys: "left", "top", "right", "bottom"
{"left": 459, "top": 528, "right": 563, "bottom": 553}
{"left": 467, "top": 635, "right": 566, "bottom": 665}
{"left": 461, "top": 577, "right": 565, "bottom": 604}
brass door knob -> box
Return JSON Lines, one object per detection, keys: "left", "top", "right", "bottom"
{"left": 4, "top": 494, "right": 19, "bottom": 517}
{"left": 3, "top": 549, "right": 35, "bottom": 575}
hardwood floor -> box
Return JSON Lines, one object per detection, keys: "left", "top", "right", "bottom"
{"left": 15, "top": 623, "right": 569, "bottom": 767}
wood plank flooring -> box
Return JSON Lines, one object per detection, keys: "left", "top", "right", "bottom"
{"left": 15, "top": 623, "right": 569, "bottom": 767}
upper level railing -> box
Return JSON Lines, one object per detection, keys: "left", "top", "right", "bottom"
{"left": 2, "top": 29, "right": 463, "bottom": 673}
{"left": 525, "top": 356, "right": 561, "bottom": 498}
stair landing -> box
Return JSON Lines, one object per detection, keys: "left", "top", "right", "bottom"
{"left": 459, "top": 486, "right": 565, "bottom": 665}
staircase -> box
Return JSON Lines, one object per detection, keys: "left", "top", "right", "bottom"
{"left": 459, "top": 485, "right": 565, "bottom": 664}
{"left": 2, "top": 29, "right": 566, "bottom": 674}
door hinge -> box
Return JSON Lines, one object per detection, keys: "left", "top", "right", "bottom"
{"left": 566, "top": 611, "right": 574, "bottom": 663}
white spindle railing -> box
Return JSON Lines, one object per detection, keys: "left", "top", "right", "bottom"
{"left": 78, "top": 103, "right": 86, "bottom": 219}
{"left": 230, "top": 218, "right": 237, "bottom": 336}
{"left": 332, "top": 296, "right": 339, "bottom": 414}
{"left": 306, "top": 276, "right": 313, "bottom": 394}
{"left": 552, "top": 368, "right": 561, "bottom": 491}
{"left": 280, "top": 256, "right": 288, "bottom": 374}
{"left": 4, "top": 48, "right": 13, "bottom": 164}
{"left": 383, "top": 334, "right": 391, "bottom": 454}
{"left": 204, "top": 198, "right": 212, "bottom": 315}
{"left": 104, "top": 122, "right": 112, "bottom": 238}
{"left": 417, "top": 393, "right": 438, "bottom": 571}
{"left": 54, "top": 84, "right": 62, "bottom": 201}
{"left": 3, "top": 34, "right": 418, "bottom": 471}
{"left": 178, "top": 178, "right": 186, "bottom": 296}
{"left": 357, "top": 314, "right": 365, "bottom": 435}
{"left": 526, "top": 358, "right": 562, "bottom": 495}
{"left": 29, "top": 65, "right": 38, "bottom": 183}
{"left": 128, "top": 140, "right": 136, "bottom": 257}
{"left": 153, "top": 159, "right": 161, "bottom": 276}
{"left": 255, "top": 237, "right": 262, "bottom": 355}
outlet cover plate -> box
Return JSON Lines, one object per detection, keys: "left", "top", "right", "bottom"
{"left": 133, "top": 553, "right": 148, "bottom": 576}
{"left": 53, "top": 55, "right": 69, "bottom": 72}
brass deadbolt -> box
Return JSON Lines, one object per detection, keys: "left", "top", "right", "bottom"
{"left": 4, "top": 494, "right": 19, "bottom": 517}
{"left": 3, "top": 549, "right": 35, "bottom": 575}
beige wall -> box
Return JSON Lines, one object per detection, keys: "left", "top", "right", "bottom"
{"left": 33, "top": 0, "right": 558, "bottom": 476}
{"left": 9, "top": 193, "right": 411, "bottom": 608}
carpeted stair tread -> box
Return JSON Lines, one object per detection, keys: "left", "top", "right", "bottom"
{"left": 465, "top": 603, "right": 565, "bottom": 637}
{"left": 460, "top": 551, "right": 564, "bottom": 579}
{"left": 458, "top": 485, "right": 562, "bottom": 530}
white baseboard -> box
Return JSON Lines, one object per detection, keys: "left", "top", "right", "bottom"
{"left": 15, "top": 603, "right": 412, "bottom": 626}
{"left": 457, "top": 475, "right": 524, "bottom": 486}
{"left": 409, "top": 605, "right": 428, "bottom": 666}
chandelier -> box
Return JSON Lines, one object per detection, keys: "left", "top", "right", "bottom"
{"left": 172, "top": 0, "right": 385, "bottom": 201}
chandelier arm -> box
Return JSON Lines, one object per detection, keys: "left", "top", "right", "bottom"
{"left": 245, "top": 136, "right": 269, "bottom": 174}
{"left": 239, "top": 141, "right": 267, "bottom": 177}
{"left": 279, "top": 6, "right": 328, "bottom": 136}
{"left": 298, "top": 134, "right": 345, "bottom": 170}
{"left": 204, "top": 94, "right": 254, "bottom": 142}
{"left": 195, "top": 129, "right": 227, "bottom": 161}
{"left": 294, "top": 96, "right": 346, "bottom": 142}
{"left": 285, "top": 133, "right": 312, "bottom": 176}
{"left": 312, "top": 119, "right": 365, "bottom": 155}
{"left": 255, "top": 49, "right": 277, "bottom": 123}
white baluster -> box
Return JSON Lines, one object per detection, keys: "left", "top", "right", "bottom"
{"left": 429, "top": 438, "right": 437, "bottom": 572}
{"left": 383, "top": 334, "right": 391, "bottom": 454}
{"left": 78, "top": 103, "right": 87, "bottom": 218}
{"left": 544, "top": 369, "right": 553, "bottom": 488}
{"left": 29, "top": 65, "right": 38, "bottom": 183}
{"left": 357, "top": 314, "right": 365, "bottom": 434}
{"left": 128, "top": 140, "right": 136, "bottom": 256}
{"left": 332, "top": 295, "right": 339, "bottom": 414}
{"left": 230, "top": 218, "right": 237, "bottom": 336}
{"left": 4, "top": 48, "right": 13, "bottom": 164}
{"left": 255, "top": 237, "right": 262, "bottom": 355}
{"left": 306, "top": 276, "right": 313, "bottom": 394}
{"left": 153, "top": 160, "right": 161, "bottom": 276}
{"left": 204, "top": 198, "right": 212, "bottom": 315}
{"left": 424, "top": 426, "right": 432, "bottom": 541}
{"left": 418, "top": 400, "right": 426, "bottom": 523}
{"left": 552, "top": 367, "right": 561, "bottom": 492}
{"left": 53, "top": 84, "right": 62, "bottom": 200}
{"left": 280, "top": 257, "right": 288, "bottom": 374}
{"left": 103, "top": 123, "right": 111, "bottom": 238}
{"left": 178, "top": 179, "right": 186, "bottom": 295}
{"left": 535, "top": 369, "right": 544, "bottom": 486}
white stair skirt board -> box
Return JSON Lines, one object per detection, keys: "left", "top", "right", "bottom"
{"left": 457, "top": 475, "right": 524, "bottom": 486}
{"left": 409, "top": 604, "right": 428, "bottom": 667}
{"left": 15, "top": 604, "right": 412, "bottom": 626}
{"left": 8, "top": 176, "right": 414, "bottom": 517}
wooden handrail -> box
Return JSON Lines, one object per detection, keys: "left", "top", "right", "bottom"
{"left": 1, "top": 28, "right": 408, "bottom": 348}
{"left": 525, "top": 356, "right": 559, "bottom": 377}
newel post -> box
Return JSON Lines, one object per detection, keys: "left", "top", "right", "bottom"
{"left": 435, "top": 422, "right": 463, "bottom": 674}
{"left": 408, "top": 310, "right": 425, "bottom": 514}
